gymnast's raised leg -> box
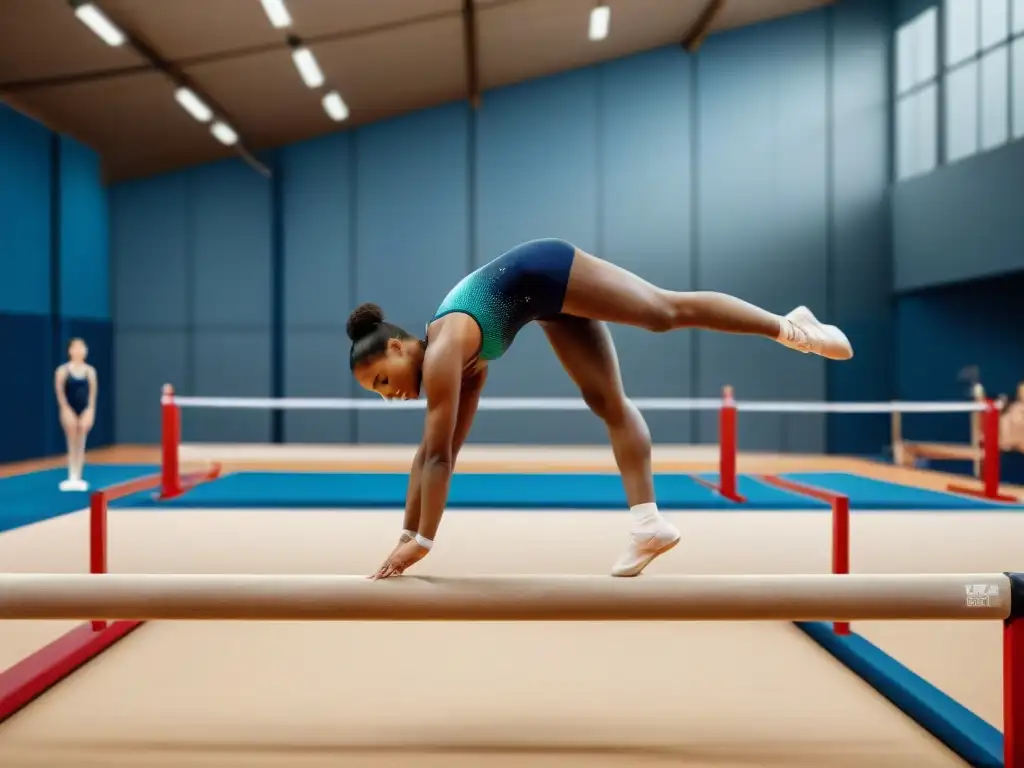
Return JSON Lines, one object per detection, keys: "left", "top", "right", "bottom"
{"left": 560, "top": 248, "right": 853, "bottom": 360}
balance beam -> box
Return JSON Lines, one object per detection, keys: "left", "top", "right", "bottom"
{"left": 0, "top": 573, "right": 1019, "bottom": 622}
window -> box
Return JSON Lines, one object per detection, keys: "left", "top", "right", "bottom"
{"left": 895, "top": 8, "right": 939, "bottom": 179}
{"left": 943, "top": 0, "right": 1024, "bottom": 161}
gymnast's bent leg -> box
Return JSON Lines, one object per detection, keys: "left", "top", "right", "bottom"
{"left": 538, "top": 314, "right": 679, "bottom": 577}
{"left": 560, "top": 248, "right": 853, "bottom": 360}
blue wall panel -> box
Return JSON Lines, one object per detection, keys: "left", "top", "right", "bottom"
{"left": 894, "top": 141, "right": 1024, "bottom": 291}
{"left": 280, "top": 133, "right": 354, "bottom": 442}
{"left": 828, "top": 0, "right": 894, "bottom": 455}
{"left": 0, "top": 314, "right": 52, "bottom": 462}
{"left": 190, "top": 330, "right": 272, "bottom": 442}
{"left": 191, "top": 160, "right": 272, "bottom": 329}
{"left": 600, "top": 47, "right": 694, "bottom": 445}
{"left": 0, "top": 105, "right": 51, "bottom": 315}
{"left": 59, "top": 136, "right": 109, "bottom": 320}
{"left": 354, "top": 104, "right": 471, "bottom": 443}
{"left": 697, "top": 11, "right": 830, "bottom": 452}
{"left": 281, "top": 133, "right": 353, "bottom": 330}
{"left": 474, "top": 68, "right": 602, "bottom": 444}
{"left": 284, "top": 330, "right": 354, "bottom": 443}
{"left": 110, "top": 172, "right": 190, "bottom": 329}
{"left": 114, "top": 330, "right": 189, "bottom": 444}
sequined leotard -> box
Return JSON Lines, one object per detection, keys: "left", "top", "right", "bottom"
{"left": 431, "top": 238, "right": 576, "bottom": 362}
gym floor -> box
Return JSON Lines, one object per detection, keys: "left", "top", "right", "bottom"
{"left": 1, "top": 446, "right": 1020, "bottom": 766}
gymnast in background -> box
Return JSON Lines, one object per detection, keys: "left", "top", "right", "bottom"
{"left": 346, "top": 239, "right": 853, "bottom": 580}
{"left": 54, "top": 338, "right": 97, "bottom": 492}
{"left": 998, "top": 381, "right": 1024, "bottom": 452}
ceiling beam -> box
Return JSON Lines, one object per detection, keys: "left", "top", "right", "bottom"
{"left": 681, "top": 0, "right": 726, "bottom": 54}
{"left": 88, "top": 0, "right": 270, "bottom": 178}
{"left": 462, "top": 0, "right": 481, "bottom": 108}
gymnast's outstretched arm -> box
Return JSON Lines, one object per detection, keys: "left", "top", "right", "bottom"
{"left": 415, "top": 334, "right": 465, "bottom": 542}
{"left": 452, "top": 366, "right": 487, "bottom": 461}
{"left": 393, "top": 365, "right": 486, "bottom": 555}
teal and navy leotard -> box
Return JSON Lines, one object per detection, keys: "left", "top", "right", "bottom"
{"left": 432, "top": 238, "right": 576, "bottom": 362}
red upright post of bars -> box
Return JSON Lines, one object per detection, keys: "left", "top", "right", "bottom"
{"left": 1007, "top": 573, "right": 1024, "bottom": 768}
{"left": 983, "top": 400, "right": 1003, "bottom": 500}
{"left": 949, "top": 399, "right": 1017, "bottom": 502}
{"left": 719, "top": 386, "right": 740, "bottom": 502}
{"left": 160, "top": 383, "right": 182, "bottom": 500}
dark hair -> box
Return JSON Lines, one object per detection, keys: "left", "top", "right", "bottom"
{"left": 346, "top": 302, "right": 413, "bottom": 370}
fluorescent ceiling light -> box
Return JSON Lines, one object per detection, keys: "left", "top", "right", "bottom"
{"left": 291, "top": 45, "right": 324, "bottom": 88}
{"left": 322, "top": 91, "right": 349, "bottom": 122}
{"left": 74, "top": 2, "right": 126, "bottom": 46}
{"left": 174, "top": 87, "right": 213, "bottom": 122}
{"left": 210, "top": 122, "right": 238, "bottom": 146}
{"left": 259, "top": 0, "right": 292, "bottom": 28}
{"left": 589, "top": 5, "right": 610, "bottom": 41}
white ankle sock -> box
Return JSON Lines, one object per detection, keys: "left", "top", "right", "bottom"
{"left": 630, "top": 502, "right": 661, "bottom": 526}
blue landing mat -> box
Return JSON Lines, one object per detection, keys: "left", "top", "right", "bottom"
{"left": 112, "top": 470, "right": 1023, "bottom": 511}
{"left": 0, "top": 465, "right": 158, "bottom": 534}
{"left": 796, "top": 622, "right": 1002, "bottom": 768}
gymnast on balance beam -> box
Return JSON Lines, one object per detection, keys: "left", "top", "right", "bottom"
{"left": 346, "top": 238, "right": 854, "bottom": 581}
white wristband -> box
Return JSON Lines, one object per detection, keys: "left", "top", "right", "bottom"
{"left": 414, "top": 533, "right": 434, "bottom": 550}
{"left": 401, "top": 529, "right": 416, "bottom": 540}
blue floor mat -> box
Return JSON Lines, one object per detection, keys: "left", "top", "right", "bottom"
{"left": 117, "top": 471, "right": 756, "bottom": 510}
{"left": 4, "top": 465, "right": 1018, "bottom": 537}
{"left": 118, "top": 471, "right": 831, "bottom": 511}
{"left": 780, "top": 472, "right": 1023, "bottom": 511}
{"left": 0, "top": 465, "right": 158, "bottom": 534}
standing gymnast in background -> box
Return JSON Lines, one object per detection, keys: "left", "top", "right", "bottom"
{"left": 54, "top": 338, "right": 97, "bottom": 492}
{"left": 347, "top": 239, "right": 853, "bottom": 580}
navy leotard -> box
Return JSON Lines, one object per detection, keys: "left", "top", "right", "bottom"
{"left": 63, "top": 365, "right": 91, "bottom": 415}
{"left": 432, "top": 238, "right": 576, "bottom": 361}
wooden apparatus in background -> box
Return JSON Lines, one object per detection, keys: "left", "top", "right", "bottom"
{"left": 893, "top": 383, "right": 987, "bottom": 476}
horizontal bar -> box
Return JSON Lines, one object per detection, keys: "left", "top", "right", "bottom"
{"left": 165, "top": 395, "right": 986, "bottom": 414}
{"left": 0, "top": 573, "right": 1012, "bottom": 622}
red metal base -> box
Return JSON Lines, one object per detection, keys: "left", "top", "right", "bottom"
{"left": 158, "top": 463, "right": 223, "bottom": 501}
{"left": 0, "top": 620, "right": 143, "bottom": 723}
{"left": 1007, "top": 618, "right": 1024, "bottom": 768}
{"left": 688, "top": 473, "right": 747, "bottom": 504}
{"left": 948, "top": 483, "right": 1018, "bottom": 503}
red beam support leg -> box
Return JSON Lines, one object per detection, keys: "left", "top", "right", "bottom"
{"left": 89, "top": 490, "right": 107, "bottom": 631}
{"left": 832, "top": 495, "right": 850, "bottom": 636}
{"left": 1007, "top": 573, "right": 1024, "bottom": 768}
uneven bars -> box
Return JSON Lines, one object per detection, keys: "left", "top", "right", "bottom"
{"left": 0, "top": 573, "right": 1018, "bottom": 622}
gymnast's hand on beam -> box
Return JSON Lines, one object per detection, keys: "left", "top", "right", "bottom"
{"left": 369, "top": 538, "right": 430, "bottom": 580}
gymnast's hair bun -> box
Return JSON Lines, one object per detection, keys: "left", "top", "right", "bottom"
{"left": 346, "top": 302, "right": 386, "bottom": 341}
